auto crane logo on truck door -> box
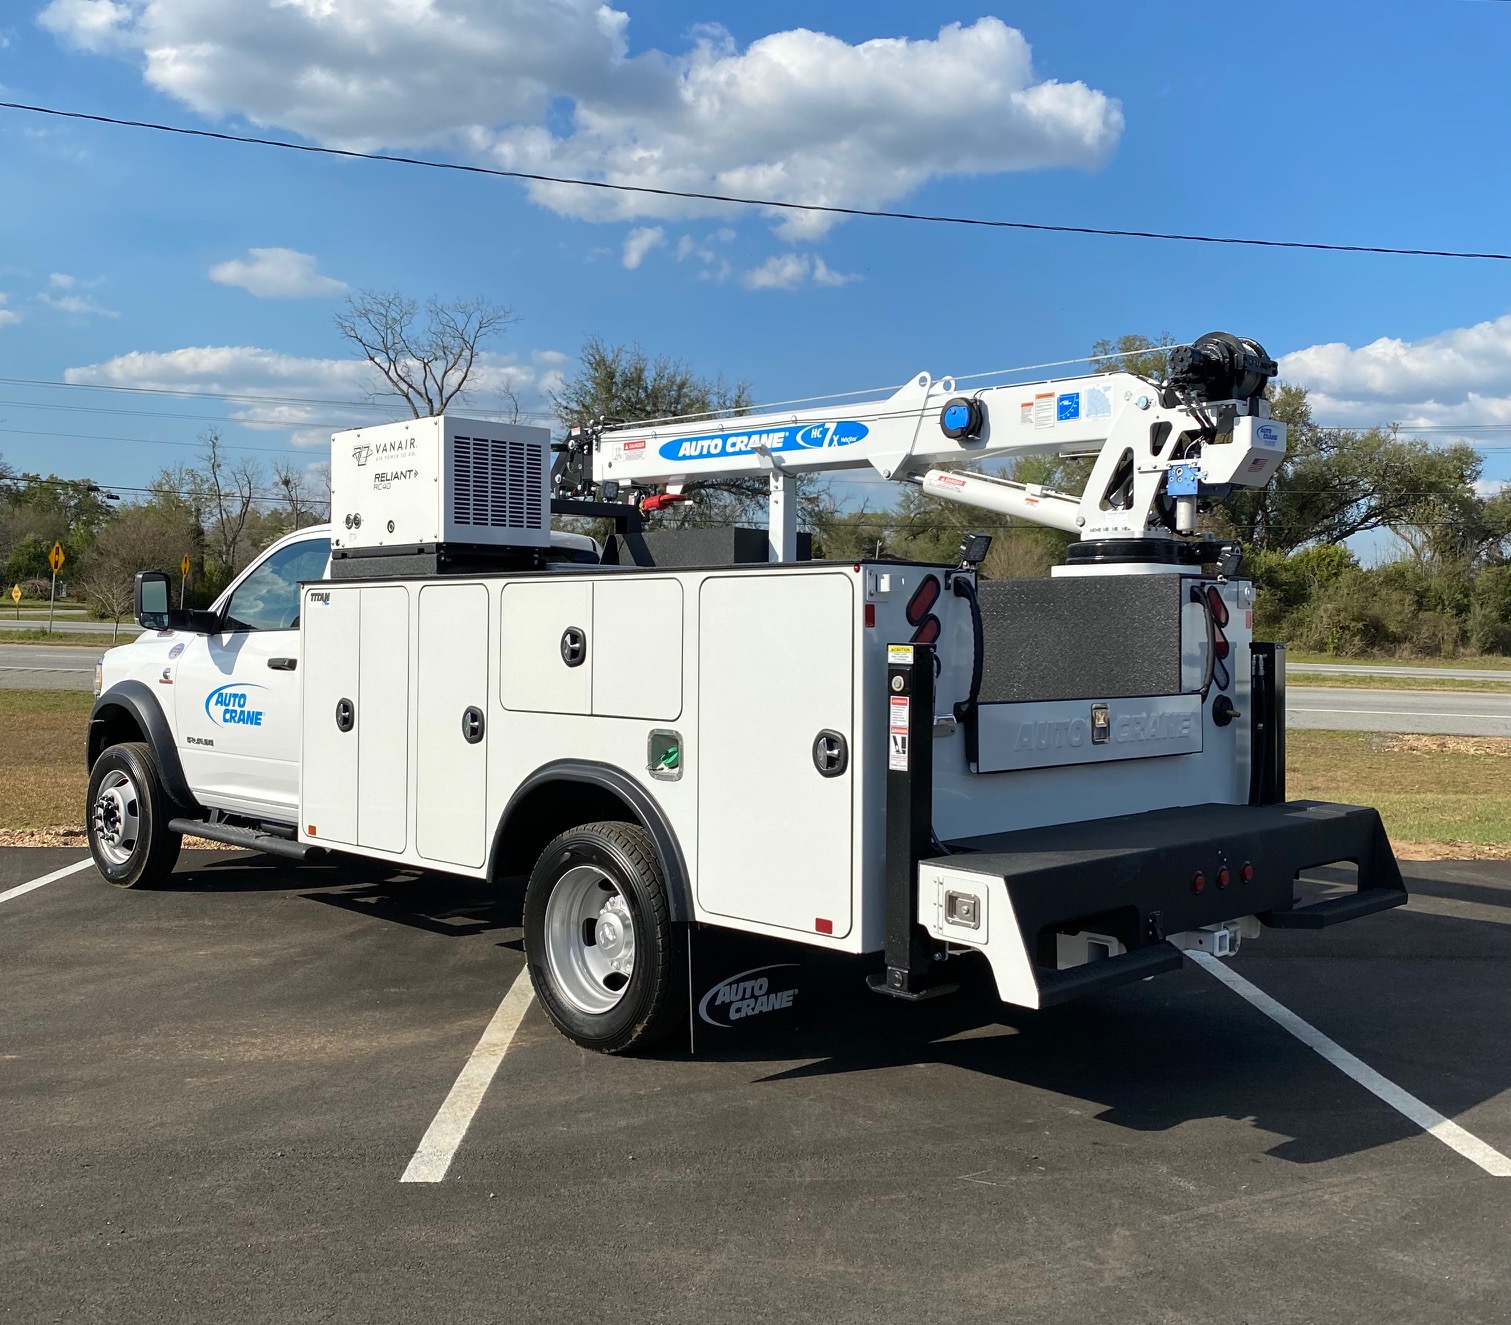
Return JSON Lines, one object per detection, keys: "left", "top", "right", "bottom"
{"left": 657, "top": 420, "right": 868, "bottom": 462}
{"left": 204, "top": 682, "right": 269, "bottom": 727}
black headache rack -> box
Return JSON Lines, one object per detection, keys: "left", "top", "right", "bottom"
{"left": 872, "top": 643, "right": 1406, "bottom": 1006}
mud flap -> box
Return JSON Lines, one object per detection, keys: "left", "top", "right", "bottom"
{"left": 686, "top": 925, "right": 859, "bottom": 1054}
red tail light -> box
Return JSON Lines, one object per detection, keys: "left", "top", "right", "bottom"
{"left": 1192, "top": 871, "right": 1206, "bottom": 894}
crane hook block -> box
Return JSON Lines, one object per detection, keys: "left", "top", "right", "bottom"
{"left": 939, "top": 396, "right": 984, "bottom": 441}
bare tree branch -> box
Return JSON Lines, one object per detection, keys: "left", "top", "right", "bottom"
{"left": 334, "top": 290, "right": 519, "bottom": 418}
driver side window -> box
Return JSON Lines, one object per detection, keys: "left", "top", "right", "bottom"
{"left": 222, "top": 538, "right": 331, "bottom": 633}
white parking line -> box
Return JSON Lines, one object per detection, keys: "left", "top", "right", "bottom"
{"left": 1191, "top": 952, "right": 1511, "bottom": 1177}
{"left": 401, "top": 966, "right": 536, "bottom": 1183}
{"left": 0, "top": 666, "right": 93, "bottom": 673}
{"left": 0, "top": 857, "right": 96, "bottom": 906}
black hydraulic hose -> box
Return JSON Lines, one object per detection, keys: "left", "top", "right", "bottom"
{"left": 951, "top": 574, "right": 984, "bottom": 721}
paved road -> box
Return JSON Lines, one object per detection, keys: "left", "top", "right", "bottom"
{"left": 1, "top": 846, "right": 1506, "bottom": 1325}
{"left": 0, "top": 642, "right": 101, "bottom": 689}
{"left": 1288, "top": 684, "right": 1510, "bottom": 738}
{"left": 3, "top": 616, "right": 143, "bottom": 637}
{"left": 1292, "top": 661, "right": 1510, "bottom": 682}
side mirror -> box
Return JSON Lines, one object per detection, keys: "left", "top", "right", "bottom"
{"left": 134, "top": 571, "right": 172, "bottom": 630}
{"left": 134, "top": 571, "right": 218, "bottom": 633}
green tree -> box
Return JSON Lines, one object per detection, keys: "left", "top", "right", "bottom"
{"left": 552, "top": 337, "right": 813, "bottom": 531}
{"left": 1090, "top": 332, "right": 1175, "bottom": 380}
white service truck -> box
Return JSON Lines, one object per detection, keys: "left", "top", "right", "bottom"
{"left": 87, "top": 333, "right": 1405, "bottom": 1052}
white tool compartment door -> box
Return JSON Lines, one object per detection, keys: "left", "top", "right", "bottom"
{"left": 357, "top": 586, "right": 410, "bottom": 854}
{"left": 697, "top": 573, "right": 854, "bottom": 937}
{"left": 416, "top": 583, "right": 489, "bottom": 868}
{"left": 300, "top": 586, "right": 360, "bottom": 845}
{"left": 499, "top": 580, "right": 592, "bottom": 715}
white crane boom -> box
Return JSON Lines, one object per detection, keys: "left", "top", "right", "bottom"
{"left": 566, "top": 332, "right": 1286, "bottom": 563}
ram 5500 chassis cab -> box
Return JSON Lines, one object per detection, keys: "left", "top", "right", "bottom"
{"left": 87, "top": 356, "right": 1406, "bottom": 1053}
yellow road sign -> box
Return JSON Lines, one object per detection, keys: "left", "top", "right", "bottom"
{"left": 48, "top": 541, "right": 65, "bottom": 574}
{"left": 181, "top": 554, "right": 191, "bottom": 578}
{"left": 10, "top": 584, "right": 19, "bottom": 604}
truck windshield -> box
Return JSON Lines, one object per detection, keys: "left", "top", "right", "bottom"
{"left": 222, "top": 537, "right": 332, "bottom": 632}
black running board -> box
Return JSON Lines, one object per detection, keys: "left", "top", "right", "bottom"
{"left": 1262, "top": 888, "right": 1406, "bottom": 929}
{"left": 167, "top": 818, "right": 313, "bottom": 860}
{"left": 1034, "top": 942, "right": 1185, "bottom": 1007}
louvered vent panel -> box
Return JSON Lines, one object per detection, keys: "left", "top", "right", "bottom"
{"left": 452, "top": 435, "right": 544, "bottom": 532}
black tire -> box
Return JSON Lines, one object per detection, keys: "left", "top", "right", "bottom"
{"left": 523, "top": 820, "right": 684, "bottom": 1054}
{"left": 85, "top": 742, "right": 183, "bottom": 887}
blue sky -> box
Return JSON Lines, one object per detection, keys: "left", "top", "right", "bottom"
{"left": 1, "top": 0, "right": 1507, "bottom": 521}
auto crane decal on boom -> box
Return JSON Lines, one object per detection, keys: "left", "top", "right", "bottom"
{"left": 555, "top": 331, "right": 1283, "bottom": 563}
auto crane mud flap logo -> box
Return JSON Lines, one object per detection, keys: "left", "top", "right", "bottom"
{"left": 205, "top": 682, "right": 268, "bottom": 728}
{"left": 698, "top": 963, "right": 801, "bottom": 1028}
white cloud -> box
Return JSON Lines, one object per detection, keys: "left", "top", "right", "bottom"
{"left": 63, "top": 343, "right": 569, "bottom": 440}
{"left": 49, "top": 272, "right": 77, "bottom": 289}
{"left": 742, "top": 252, "right": 857, "bottom": 290}
{"left": 0, "top": 294, "right": 19, "bottom": 327}
{"left": 209, "top": 247, "right": 348, "bottom": 298}
{"left": 38, "top": 289, "right": 118, "bottom": 318}
{"left": 1279, "top": 314, "right": 1511, "bottom": 431}
{"left": 38, "top": 5, "right": 1122, "bottom": 239}
{"left": 620, "top": 226, "right": 664, "bottom": 270}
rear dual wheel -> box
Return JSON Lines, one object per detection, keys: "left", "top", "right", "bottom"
{"left": 523, "top": 821, "right": 684, "bottom": 1054}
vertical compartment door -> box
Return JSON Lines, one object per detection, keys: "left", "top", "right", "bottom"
{"left": 697, "top": 573, "right": 855, "bottom": 937}
{"left": 356, "top": 585, "right": 410, "bottom": 854}
{"left": 416, "top": 582, "right": 489, "bottom": 868}
{"left": 300, "top": 586, "right": 360, "bottom": 845}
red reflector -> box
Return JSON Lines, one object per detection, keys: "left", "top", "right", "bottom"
{"left": 1192, "top": 871, "right": 1206, "bottom": 894}
{"left": 864, "top": 603, "right": 876, "bottom": 628}
{"left": 307, "top": 825, "right": 317, "bottom": 837}
{"left": 815, "top": 918, "right": 833, "bottom": 935}
{"left": 905, "top": 574, "right": 941, "bottom": 626}
{"left": 1217, "top": 866, "right": 1231, "bottom": 889}
{"left": 911, "top": 614, "right": 941, "bottom": 644}
{"left": 1241, "top": 862, "right": 1254, "bottom": 883}
{"left": 1205, "top": 585, "right": 1229, "bottom": 627}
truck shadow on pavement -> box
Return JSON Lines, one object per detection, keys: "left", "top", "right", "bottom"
{"left": 701, "top": 888, "right": 1510, "bottom": 1169}
{"left": 156, "top": 849, "right": 524, "bottom": 938}
{"left": 154, "top": 851, "right": 1509, "bottom": 1170}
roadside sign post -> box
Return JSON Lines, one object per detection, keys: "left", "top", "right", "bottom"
{"left": 10, "top": 583, "right": 19, "bottom": 620}
{"left": 180, "top": 554, "right": 191, "bottom": 608}
{"left": 47, "top": 542, "right": 65, "bottom": 634}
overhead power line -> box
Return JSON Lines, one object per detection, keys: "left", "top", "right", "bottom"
{"left": 2, "top": 100, "right": 1507, "bottom": 262}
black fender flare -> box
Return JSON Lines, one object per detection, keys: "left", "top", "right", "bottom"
{"left": 490, "top": 759, "right": 692, "bottom": 922}
{"left": 88, "top": 680, "right": 201, "bottom": 811}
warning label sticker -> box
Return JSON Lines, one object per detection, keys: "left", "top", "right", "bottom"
{"left": 1033, "top": 393, "right": 1056, "bottom": 429}
{"left": 889, "top": 732, "right": 909, "bottom": 771}
{"left": 889, "top": 695, "right": 909, "bottom": 732}
{"left": 887, "top": 644, "right": 914, "bottom": 666}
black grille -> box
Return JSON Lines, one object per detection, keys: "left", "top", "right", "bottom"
{"left": 975, "top": 575, "right": 1184, "bottom": 702}
{"left": 452, "top": 435, "right": 544, "bottom": 530}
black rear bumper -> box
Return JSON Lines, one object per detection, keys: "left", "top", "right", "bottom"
{"left": 932, "top": 800, "right": 1405, "bottom": 1003}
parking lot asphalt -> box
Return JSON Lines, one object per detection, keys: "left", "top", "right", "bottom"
{"left": 2, "top": 847, "right": 1507, "bottom": 1325}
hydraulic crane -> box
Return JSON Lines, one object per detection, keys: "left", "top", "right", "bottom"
{"left": 555, "top": 331, "right": 1284, "bottom": 565}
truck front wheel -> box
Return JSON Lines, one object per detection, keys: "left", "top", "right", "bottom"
{"left": 523, "top": 821, "right": 684, "bottom": 1054}
{"left": 86, "top": 743, "right": 183, "bottom": 887}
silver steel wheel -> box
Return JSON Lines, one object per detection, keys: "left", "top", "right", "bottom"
{"left": 91, "top": 768, "right": 142, "bottom": 868}
{"left": 543, "top": 865, "right": 637, "bottom": 1016}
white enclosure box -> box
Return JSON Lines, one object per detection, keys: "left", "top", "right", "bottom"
{"left": 330, "top": 414, "right": 551, "bottom": 553}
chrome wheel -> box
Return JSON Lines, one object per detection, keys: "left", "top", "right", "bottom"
{"left": 91, "top": 768, "right": 141, "bottom": 868}
{"left": 543, "top": 865, "right": 637, "bottom": 1015}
